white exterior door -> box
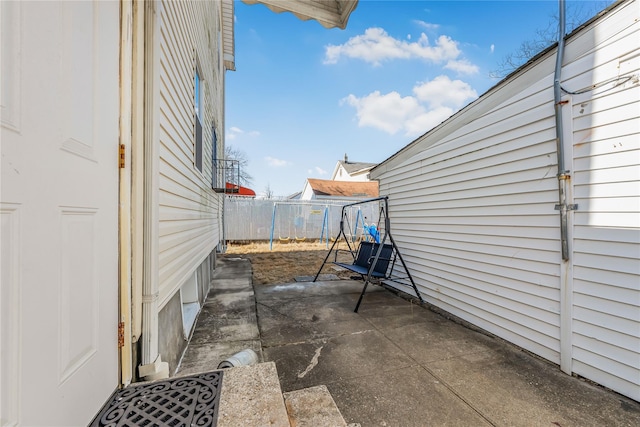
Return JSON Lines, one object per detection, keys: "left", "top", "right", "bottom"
{"left": 1, "top": 1, "right": 120, "bottom": 425}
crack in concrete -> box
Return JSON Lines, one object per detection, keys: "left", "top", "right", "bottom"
{"left": 297, "top": 346, "right": 323, "bottom": 378}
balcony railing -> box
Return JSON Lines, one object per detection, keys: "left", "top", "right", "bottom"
{"left": 212, "top": 158, "right": 241, "bottom": 194}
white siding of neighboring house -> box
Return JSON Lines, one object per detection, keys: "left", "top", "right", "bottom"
{"left": 371, "top": 0, "right": 639, "bottom": 401}
{"left": 332, "top": 164, "right": 372, "bottom": 181}
{"left": 157, "top": 0, "right": 223, "bottom": 307}
{"left": 568, "top": 15, "right": 640, "bottom": 398}
{"left": 378, "top": 70, "right": 564, "bottom": 364}
{"left": 301, "top": 180, "right": 316, "bottom": 200}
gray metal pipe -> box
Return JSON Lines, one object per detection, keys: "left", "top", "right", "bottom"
{"left": 553, "top": 0, "right": 571, "bottom": 261}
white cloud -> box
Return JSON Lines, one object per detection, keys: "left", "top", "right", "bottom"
{"left": 341, "top": 91, "right": 425, "bottom": 135}
{"left": 265, "top": 156, "right": 289, "bottom": 167}
{"left": 308, "top": 166, "right": 328, "bottom": 175}
{"left": 490, "top": 44, "right": 495, "bottom": 54}
{"left": 227, "top": 126, "right": 260, "bottom": 141}
{"left": 414, "top": 20, "right": 440, "bottom": 31}
{"left": 444, "top": 59, "right": 479, "bottom": 75}
{"left": 413, "top": 75, "right": 477, "bottom": 109}
{"left": 324, "top": 27, "right": 460, "bottom": 66}
{"left": 342, "top": 75, "right": 478, "bottom": 137}
{"left": 314, "top": 166, "right": 328, "bottom": 175}
{"left": 227, "top": 127, "right": 241, "bottom": 140}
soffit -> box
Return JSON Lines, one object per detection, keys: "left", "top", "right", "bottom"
{"left": 221, "top": 0, "right": 235, "bottom": 70}
{"left": 242, "top": 0, "right": 359, "bottom": 29}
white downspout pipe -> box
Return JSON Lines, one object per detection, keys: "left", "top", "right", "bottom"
{"left": 139, "top": 0, "right": 168, "bottom": 381}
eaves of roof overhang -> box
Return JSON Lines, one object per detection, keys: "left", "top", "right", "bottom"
{"left": 242, "top": 0, "right": 359, "bottom": 30}
{"left": 221, "top": 0, "right": 235, "bottom": 71}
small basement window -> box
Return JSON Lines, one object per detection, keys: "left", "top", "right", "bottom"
{"left": 180, "top": 272, "right": 200, "bottom": 338}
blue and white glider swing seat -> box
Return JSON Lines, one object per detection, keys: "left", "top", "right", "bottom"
{"left": 313, "top": 196, "right": 425, "bottom": 312}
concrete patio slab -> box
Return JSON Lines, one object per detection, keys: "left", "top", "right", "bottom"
{"left": 206, "top": 278, "right": 253, "bottom": 293}
{"left": 257, "top": 302, "right": 374, "bottom": 347}
{"left": 363, "top": 306, "right": 447, "bottom": 330}
{"left": 254, "top": 279, "right": 383, "bottom": 301}
{"left": 188, "top": 316, "right": 259, "bottom": 344}
{"left": 258, "top": 293, "right": 369, "bottom": 323}
{"left": 212, "top": 257, "right": 253, "bottom": 280}
{"left": 263, "top": 329, "right": 415, "bottom": 392}
{"left": 178, "top": 257, "right": 640, "bottom": 427}
{"left": 327, "top": 366, "right": 493, "bottom": 427}
{"left": 294, "top": 273, "right": 340, "bottom": 282}
{"left": 254, "top": 272, "right": 640, "bottom": 426}
{"left": 382, "top": 321, "right": 505, "bottom": 364}
{"left": 428, "top": 345, "right": 640, "bottom": 427}
{"left": 203, "top": 290, "right": 256, "bottom": 318}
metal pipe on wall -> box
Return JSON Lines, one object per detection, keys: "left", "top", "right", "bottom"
{"left": 553, "top": 0, "right": 573, "bottom": 261}
{"left": 554, "top": 0, "right": 578, "bottom": 376}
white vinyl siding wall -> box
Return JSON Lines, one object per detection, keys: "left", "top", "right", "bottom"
{"left": 568, "top": 8, "right": 640, "bottom": 399}
{"left": 158, "top": 0, "right": 223, "bottom": 307}
{"left": 372, "top": 0, "right": 639, "bottom": 401}
{"left": 378, "top": 67, "right": 563, "bottom": 363}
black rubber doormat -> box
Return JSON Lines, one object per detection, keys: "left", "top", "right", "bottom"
{"left": 91, "top": 371, "right": 223, "bottom": 427}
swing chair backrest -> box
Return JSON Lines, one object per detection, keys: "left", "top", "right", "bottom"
{"left": 353, "top": 241, "right": 393, "bottom": 278}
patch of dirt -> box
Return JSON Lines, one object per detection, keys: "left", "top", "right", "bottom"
{"left": 223, "top": 241, "right": 358, "bottom": 285}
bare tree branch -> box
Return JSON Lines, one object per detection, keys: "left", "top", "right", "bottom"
{"left": 263, "top": 183, "right": 274, "bottom": 199}
{"left": 224, "top": 145, "right": 253, "bottom": 186}
{"left": 490, "top": 2, "right": 611, "bottom": 79}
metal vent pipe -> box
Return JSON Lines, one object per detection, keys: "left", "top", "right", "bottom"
{"left": 553, "top": 0, "right": 572, "bottom": 261}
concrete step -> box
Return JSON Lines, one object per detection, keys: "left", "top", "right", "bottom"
{"left": 216, "top": 362, "right": 290, "bottom": 427}
{"left": 283, "top": 385, "right": 347, "bottom": 427}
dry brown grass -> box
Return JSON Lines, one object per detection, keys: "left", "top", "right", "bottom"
{"left": 223, "top": 240, "right": 357, "bottom": 285}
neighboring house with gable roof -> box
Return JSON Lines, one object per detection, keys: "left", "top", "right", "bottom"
{"left": 297, "top": 154, "right": 378, "bottom": 201}
{"left": 331, "top": 153, "right": 376, "bottom": 181}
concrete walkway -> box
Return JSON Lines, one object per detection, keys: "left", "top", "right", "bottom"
{"left": 178, "top": 257, "right": 640, "bottom": 427}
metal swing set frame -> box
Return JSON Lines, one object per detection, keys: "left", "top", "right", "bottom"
{"left": 313, "top": 196, "right": 425, "bottom": 312}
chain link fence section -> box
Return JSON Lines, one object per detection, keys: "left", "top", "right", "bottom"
{"left": 223, "top": 197, "right": 381, "bottom": 243}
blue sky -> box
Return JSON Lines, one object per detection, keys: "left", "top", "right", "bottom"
{"left": 225, "top": 0, "right": 611, "bottom": 198}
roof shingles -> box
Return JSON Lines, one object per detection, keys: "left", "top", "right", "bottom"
{"left": 308, "top": 178, "right": 378, "bottom": 198}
